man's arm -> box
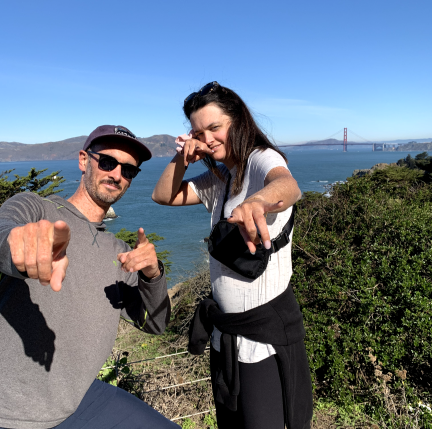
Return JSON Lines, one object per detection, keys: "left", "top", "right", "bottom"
{"left": 117, "top": 229, "right": 171, "bottom": 334}
{"left": 121, "top": 262, "right": 171, "bottom": 335}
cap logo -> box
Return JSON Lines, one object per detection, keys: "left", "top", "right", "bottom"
{"left": 115, "top": 126, "right": 137, "bottom": 140}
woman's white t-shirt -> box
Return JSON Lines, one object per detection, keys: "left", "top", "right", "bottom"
{"left": 187, "top": 148, "right": 294, "bottom": 363}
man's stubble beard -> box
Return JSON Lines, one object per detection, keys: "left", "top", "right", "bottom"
{"left": 84, "top": 161, "right": 128, "bottom": 207}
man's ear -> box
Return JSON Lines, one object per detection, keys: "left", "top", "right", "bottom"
{"left": 78, "top": 150, "right": 88, "bottom": 173}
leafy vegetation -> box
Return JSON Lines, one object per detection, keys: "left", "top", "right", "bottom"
{"left": 397, "top": 152, "right": 432, "bottom": 176}
{"left": 0, "top": 168, "right": 64, "bottom": 206}
{"left": 181, "top": 418, "right": 196, "bottom": 429}
{"left": 97, "top": 353, "right": 131, "bottom": 387}
{"left": 292, "top": 164, "right": 432, "bottom": 427}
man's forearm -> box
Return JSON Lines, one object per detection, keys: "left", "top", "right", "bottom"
{"left": 137, "top": 262, "right": 171, "bottom": 335}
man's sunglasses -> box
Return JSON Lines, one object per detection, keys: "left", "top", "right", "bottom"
{"left": 87, "top": 151, "right": 141, "bottom": 180}
{"left": 184, "top": 81, "right": 219, "bottom": 107}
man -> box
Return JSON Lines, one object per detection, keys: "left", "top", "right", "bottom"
{"left": 0, "top": 125, "right": 178, "bottom": 429}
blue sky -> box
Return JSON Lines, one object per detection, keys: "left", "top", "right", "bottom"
{"left": 1, "top": 0, "right": 431, "bottom": 144}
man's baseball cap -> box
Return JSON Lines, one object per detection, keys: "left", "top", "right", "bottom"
{"left": 83, "top": 125, "right": 152, "bottom": 164}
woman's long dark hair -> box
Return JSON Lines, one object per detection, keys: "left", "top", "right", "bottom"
{"left": 183, "top": 84, "right": 287, "bottom": 196}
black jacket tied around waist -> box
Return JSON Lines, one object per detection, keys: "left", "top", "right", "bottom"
{"left": 188, "top": 284, "right": 313, "bottom": 429}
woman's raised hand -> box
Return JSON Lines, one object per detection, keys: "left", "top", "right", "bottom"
{"left": 228, "top": 198, "right": 284, "bottom": 254}
{"left": 181, "top": 138, "right": 214, "bottom": 167}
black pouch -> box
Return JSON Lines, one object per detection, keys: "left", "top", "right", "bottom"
{"left": 207, "top": 174, "right": 295, "bottom": 280}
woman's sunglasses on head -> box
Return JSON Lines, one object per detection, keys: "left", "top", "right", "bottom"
{"left": 87, "top": 151, "right": 141, "bottom": 180}
{"left": 184, "top": 81, "right": 219, "bottom": 107}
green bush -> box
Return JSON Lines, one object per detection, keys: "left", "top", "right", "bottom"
{"left": 0, "top": 168, "right": 64, "bottom": 206}
{"left": 292, "top": 166, "right": 432, "bottom": 415}
{"left": 181, "top": 418, "right": 196, "bottom": 429}
{"left": 397, "top": 152, "right": 432, "bottom": 175}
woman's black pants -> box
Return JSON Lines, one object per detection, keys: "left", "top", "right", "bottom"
{"left": 210, "top": 346, "right": 284, "bottom": 429}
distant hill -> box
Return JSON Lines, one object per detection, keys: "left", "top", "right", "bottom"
{"left": 396, "top": 141, "right": 432, "bottom": 151}
{"left": 381, "top": 138, "right": 432, "bottom": 144}
{"left": 303, "top": 138, "right": 432, "bottom": 146}
{"left": 137, "top": 134, "right": 178, "bottom": 157}
{"left": 281, "top": 137, "right": 432, "bottom": 150}
{"left": 2, "top": 134, "right": 431, "bottom": 161}
{"left": 0, "top": 135, "right": 177, "bottom": 162}
{"left": 283, "top": 138, "right": 361, "bottom": 150}
{"left": 304, "top": 138, "right": 356, "bottom": 146}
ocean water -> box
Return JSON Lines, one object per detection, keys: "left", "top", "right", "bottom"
{"left": 0, "top": 149, "right": 422, "bottom": 287}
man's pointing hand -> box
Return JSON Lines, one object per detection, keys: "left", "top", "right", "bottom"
{"left": 117, "top": 228, "right": 160, "bottom": 279}
{"left": 7, "top": 220, "right": 71, "bottom": 292}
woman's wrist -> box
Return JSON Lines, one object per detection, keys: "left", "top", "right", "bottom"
{"left": 172, "top": 152, "right": 184, "bottom": 163}
{"left": 242, "top": 196, "right": 266, "bottom": 204}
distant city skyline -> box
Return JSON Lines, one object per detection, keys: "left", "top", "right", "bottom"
{"left": 1, "top": 0, "right": 431, "bottom": 145}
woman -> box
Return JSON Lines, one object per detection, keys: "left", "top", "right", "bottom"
{"left": 153, "top": 82, "right": 312, "bottom": 429}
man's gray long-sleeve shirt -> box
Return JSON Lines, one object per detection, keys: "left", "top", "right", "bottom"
{"left": 0, "top": 193, "right": 171, "bottom": 429}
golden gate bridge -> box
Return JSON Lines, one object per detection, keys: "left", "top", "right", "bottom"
{"left": 278, "top": 128, "right": 398, "bottom": 152}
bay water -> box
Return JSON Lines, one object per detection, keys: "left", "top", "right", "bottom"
{"left": 1, "top": 149, "right": 421, "bottom": 287}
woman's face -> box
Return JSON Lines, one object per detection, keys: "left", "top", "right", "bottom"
{"left": 190, "top": 103, "right": 233, "bottom": 168}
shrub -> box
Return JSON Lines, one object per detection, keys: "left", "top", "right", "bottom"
{"left": 0, "top": 168, "right": 64, "bottom": 207}
{"left": 397, "top": 152, "right": 432, "bottom": 175}
{"left": 291, "top": 166, "right": 432, "bottom": 417}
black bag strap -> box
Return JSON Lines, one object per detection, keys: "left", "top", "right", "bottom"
{"left": 219, "top": 173, "right": 232, "bottom": 221}
{"left": 219, "top": 171, "right": 296, "bottom": 255}
{"left": 269, "top": 204, "right": 296, "bottom": 254}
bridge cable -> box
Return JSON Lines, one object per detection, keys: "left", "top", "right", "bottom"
{"left": 322, "top": 128, "right": 345, "bottom": 141}
{"left": 347, "top": 129, "right": 374, "bottom": 143}
{"left": 276, "top": 128, "right": 344, "bottom": 147}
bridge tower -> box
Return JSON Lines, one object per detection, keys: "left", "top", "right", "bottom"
{"left": 343, "top": 128, "right": 347, "bottom": 152}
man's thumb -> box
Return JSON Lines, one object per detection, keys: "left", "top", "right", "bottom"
{"left": 135, "top": 228, "right": 148, "bottom": 248}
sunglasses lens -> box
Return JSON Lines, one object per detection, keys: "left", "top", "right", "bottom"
{"left": 98, "top": 156, "right": 118, "bottom": 172}
{"left": 199, "top": 82, "right": 216, "bottom": 97}
{"left": 89, "top": 151, "right": 140, "bottom": 180}
{"left": 184, "top": 91, "right": 197, "bottom": 105}
{"left": 121, "top": 165, "right": 139, "bottom": 180}
{"left": 183, "top": 82, "right": 219, "bottom": 107}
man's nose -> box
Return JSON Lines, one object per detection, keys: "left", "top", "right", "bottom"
{"left": 108, "top": 164, "right": 123, "bottom": 182}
